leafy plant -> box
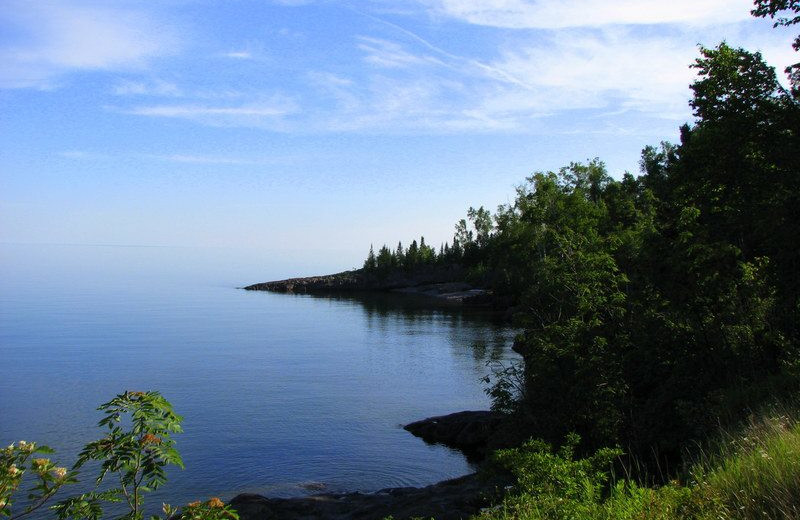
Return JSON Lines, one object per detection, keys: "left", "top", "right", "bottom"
{"left": 0, "top": 441, "right": 77, "bottom": 519}
{"left": 165, "top": 498, "right": 239, "bottom": 520}
{"left": 3, "top": 391, "right": 238, "bottom": 520}
{"left": 71, "top": 390, "right": 184, "bottom": 519}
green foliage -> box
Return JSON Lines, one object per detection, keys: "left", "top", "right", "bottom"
{"left": 476, "top": 412, "right": 800, "bottom": 519}
{"left": 690, "top": 43, "right": 783, "bottom": 122}
{"left": 476, "top": 37, "right": 800, "bottom": 462}
{"left": 363, "top": 245, "right": 377, "bottom": 271}
{"left": 751, "top": 0, "right": 800, "bottom": 92}
{"left": 3, "top": 392, "right": 237, "bottom": 520}
{"left": 165, "top": 498, "right": 239, "bottom": 520}
{"left": 482, "top": 360, "right": 525, "bottom": 415}
{"left": 51, "top": 490, "right": 122, "bottom": 520}
{"left": 363, "top": 235, "right": 448, "bottom": 276}
{"left": 698, "top": 413, "right": 800, "bottom": 519}
{"left": 360, "top": 0, "right": 800, "bottom": 506}
{"left": 361, "top": 39, "right": 798, "bottom": 461}
{"left": 72, "top": 391, "right": 184, "bottom": 519}
{"left": 493, "top": 434, "right": 622, "bottom": 506}
{"left": 478, "top": 434, "right": 623, "bottom": 520}
{"left": 0, "top": 441, "right": 77, "bottom": 519}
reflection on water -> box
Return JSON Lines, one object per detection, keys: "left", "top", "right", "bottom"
{"left": 305, "top": 291, "right": 513, "bottom": 366}
{"left": 0, "top": 244, "right": 518, "bottom": 518}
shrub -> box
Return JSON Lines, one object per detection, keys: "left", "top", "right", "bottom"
{"left": 1, "top": 391, "right": 237, "bottom": 520}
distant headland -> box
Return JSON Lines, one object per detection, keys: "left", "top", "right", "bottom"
{"left": 242, "top": 265, "right": 495, "bottom": 305}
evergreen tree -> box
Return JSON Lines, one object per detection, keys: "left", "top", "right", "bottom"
{"left": 395, "top": 242, "right": 404, "bottom": 267}
{"left": 405, "top": 240, "right": 419, "bottom": 270}
{"left": 363, "top": 244, "right": 377, "bottom": 271}
{"left": 376, "top": 245, "right": 393, "bottom": 271}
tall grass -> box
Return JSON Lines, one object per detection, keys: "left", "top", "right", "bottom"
{"left": 474, "top": 409, "right": 800, "bottom": 520}
{"left": 697, "top": 413, "right": 800, "bottom": 519}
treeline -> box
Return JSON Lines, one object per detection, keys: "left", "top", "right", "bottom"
{"left": 361, "top": 207, "right": 494, "bottom": 273}
{"left": 491, "top": 43, "right": 797, "bottom": 462}
{"left": 363, "top": 237, "right": 442, "bottom": 272}
{"left": 361, "top": 31, "right": 799, "bottom": 470}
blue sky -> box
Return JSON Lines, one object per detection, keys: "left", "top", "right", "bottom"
{"left": 1, "top": 0, "right": 796, "bottom": 272}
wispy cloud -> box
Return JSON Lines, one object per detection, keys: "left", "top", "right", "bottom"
{"left": 293, "top": 2, "right": 789, "bottom": 133}
{"left": 222, "top": 51, "right": 253, "bottom": 60}
{"left": 0, "top": 1, "right": 179, "bottom": 89}
{"left": 481, "top": 28, "right": 697, "bottom": 118}
{"left": 357, "top": 36, "right": 443, "bottom": 68}
{"left": 113, "top": 79, "right": 182, "bottom": 97}
{"left": 423, "top": 0, "right": 753, "bottom": 29}
{"left": 123, "top": 98, "right": 298, "bottom": 127}
{"left": 130, "top": 105, "right": 289, "bottom": 117}
{"left": 32, "top": 0, "right": 785, "bottom": 136}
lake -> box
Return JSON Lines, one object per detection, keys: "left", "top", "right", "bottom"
{"left": 0, "top": 243, "right": 515, "bottom": 513}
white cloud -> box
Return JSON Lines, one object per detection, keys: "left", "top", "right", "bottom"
{"left": 223, "top": 51, "right": 253, "bottom": 59}
{"left": 357, "top": 36, "right": 444, "bottom": 68}
{"left": 0, "top": 1, "right": 179, "bottom": 89}
{"left": 130, "top": 104, "right": 292, "bottom": 118}
{"left": 113, "top": 79, "right": 182, "bottom": 96}
{"left": 298, "top": 25, "right": 697, "bottom": 133}
{"left": 124, "top": 98, "right": 298, "bottom": 127}
{"left": 424, "top": 0, "right": 753, "bottom": 29}
{"left": 483, "top": 28, "right": 697, "bottom": 119}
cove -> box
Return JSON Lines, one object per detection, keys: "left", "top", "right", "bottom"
{"left": 0, "top": 243, "right": 517, "bottom": 513}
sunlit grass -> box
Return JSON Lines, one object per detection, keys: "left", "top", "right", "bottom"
{"left": 474, "top": 409, "right": 800, "bottom": 520}
{"left": 698, "top": 413, "right": 800, "bottom": 519}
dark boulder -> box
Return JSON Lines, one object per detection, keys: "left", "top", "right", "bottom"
{"left": 404, "top": 411, "right": 503, "bottom": 459}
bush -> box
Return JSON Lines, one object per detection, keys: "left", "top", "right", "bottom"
{"left": 1, "top": 391, "right": 237, "bottom": 520}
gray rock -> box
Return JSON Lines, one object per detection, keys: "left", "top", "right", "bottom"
{"left": 229, "top": 473, "right": 510, "bottom": 520}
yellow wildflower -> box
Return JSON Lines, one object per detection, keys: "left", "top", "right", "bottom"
{"left": 207, "top": 498, "right": 225, "bottom": 508}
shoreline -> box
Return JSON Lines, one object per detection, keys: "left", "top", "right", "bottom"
{"left": 242, "top": 267, "right": 499, "bottom": 306}
{"left": 231, "top": 284, "right": 513, "bottom": 518}
{"left": 227, "top": 411, "right": 507, "bottom": 520}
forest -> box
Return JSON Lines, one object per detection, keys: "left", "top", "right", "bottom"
{"left": 362, "top": 1, "right": 800, "bottom": 517}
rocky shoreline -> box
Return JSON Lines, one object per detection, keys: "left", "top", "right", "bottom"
{"left": 242, "top": 267, "right": 495, "bottom": 305}
{"left": 235, "top": 273, "right": 514, "bottom": 518}
{"left": 227, "top": 411, "right": 509, "bottom": 520}
{"left": 229, "top": 471, "right": 511, "bottom": 520}
{"left": 404, "top": 411, "right": 504, "bottom": 460}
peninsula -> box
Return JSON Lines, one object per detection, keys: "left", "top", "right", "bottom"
{"left": 242, "top": 265, "right": 494, "bottom": 305}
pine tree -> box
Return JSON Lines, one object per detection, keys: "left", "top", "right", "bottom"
{"left": 363, "top": 244, "right": 377, "bottom": 271}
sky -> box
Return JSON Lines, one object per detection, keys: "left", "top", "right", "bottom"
{"left": 0, "top": 0, "right": 797, "bottom": 273}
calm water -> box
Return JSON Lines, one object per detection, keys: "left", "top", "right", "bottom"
{"left": 0, "top": 244, "right": 515, "bottom": 511}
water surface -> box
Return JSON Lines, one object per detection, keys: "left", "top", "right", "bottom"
{"left": 0, "top": 244, "right": 515, "bottom": 510}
